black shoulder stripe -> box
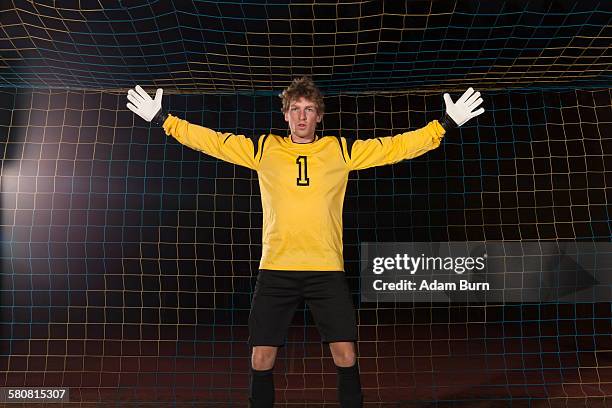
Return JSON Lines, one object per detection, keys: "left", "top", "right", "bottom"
{"left": 376, "top": 137, "right": 383, "bottom": 145}
{"left": 346, "top": 138, "right": 356, "bottom": 160}
{"left": 258, "top": 134, "right": 270, "bottom": 161}
{"left": 223, "top": 134, "right": 232, "bottom": 144}
{"left": 335, "top": 136, "right": 346, "bottom": 163}
{"left": 252, "top": 135, "right": 260, "bottom": 159}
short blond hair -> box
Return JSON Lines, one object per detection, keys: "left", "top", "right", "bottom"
{"left": 279, "top": 76, "right": 325, "bottom": 114}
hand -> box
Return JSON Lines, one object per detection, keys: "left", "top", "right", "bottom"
{"left": 126, "top": 85, "right": 163, "bottom": 122}
{"left": 443, "top": 87, "right": 485, "bottom": 127}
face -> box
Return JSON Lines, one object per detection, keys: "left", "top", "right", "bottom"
{"left": 284, "top": 97, "right": 322, "bottom": 142}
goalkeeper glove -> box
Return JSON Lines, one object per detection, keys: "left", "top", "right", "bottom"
{"left": 126, "top": 85, "right": 168, "bottom": 126}
{"left": 439, "top": 87, "right": 485, "bottom": 131}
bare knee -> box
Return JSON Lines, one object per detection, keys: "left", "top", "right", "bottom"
{"left": 329, "top": 342, "right": 357, "bottom": 367}
{"left": 251, "top": 346, "right": 278, "bottom": 370}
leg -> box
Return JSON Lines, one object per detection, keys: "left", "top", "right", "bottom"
{"left": 330, "top": 342, "right": 362, "bottom": 408}
{"left": 249, "top": 346, "right": 278, "bottom": 408}
{"left": 305, "top": 272, "right": 362, "bottom": 407}
{"left": 251, "top": 346, "right": 278, "bottom": 371}
{"left": 248, "top": 270, "right": 303, "bottom": 407}
{"left": 329, "top": 341, "right": 356, "bottom": 367}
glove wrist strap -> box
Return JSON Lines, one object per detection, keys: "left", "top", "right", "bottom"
{"left": 152, "top": 108, "right": 168, "bottom": 126}
{"left": 438, "top": 112, "right": 458, "bottom": 132}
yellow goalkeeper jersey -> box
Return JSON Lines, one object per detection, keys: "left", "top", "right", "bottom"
{"left": 162, "top": 114, "right": 446, "bottom": 271}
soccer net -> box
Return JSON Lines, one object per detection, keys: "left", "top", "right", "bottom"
{"left": 1, "top": 1, "right": 611, "bottom": 406}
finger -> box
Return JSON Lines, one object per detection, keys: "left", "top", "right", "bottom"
{"left": 128, "top": 89, "right": 145, "bottom": 105}
{"left": 154, "top": 88, "right": 163, "bottom": 102}
{"left": 469, "top": 107, "right": 485, "bottom": 118}
{"left": 135, "top": 85, "right": 152, "bottom": 101}
{"left": 467, "top": 97, "right": 483, "bottom": 111}
{"left": 127, "top": 102, "right": 139, "bottom": 114}
{"left": 457, "top": 87, "right": 474, "bottom": 104}
{"left": 443, "top": 93, "right": 453, "bottom": 107}
{"left": 127, "top": 92, "right": 143, "bottom": 107}
{"left": 464, "top": 91, "right": 481, "bottom": 107}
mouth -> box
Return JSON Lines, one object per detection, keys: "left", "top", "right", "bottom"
{"left": 297, "top": 124, "right": 306, "bottom": 129}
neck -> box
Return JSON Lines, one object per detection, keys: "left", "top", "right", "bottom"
{"left": 290, "top": 134, "right": 316, "bottom": 144}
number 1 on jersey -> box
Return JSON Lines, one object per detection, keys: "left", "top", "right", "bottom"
{"left": 296, "top": 156, "right": 309, "bottom": 186}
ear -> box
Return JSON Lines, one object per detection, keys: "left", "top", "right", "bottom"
{"left": 316, "top": 113, "right": 322, "bottom": 123}
{"left": 284, "top": 111, "right": 289, "bottom": 122}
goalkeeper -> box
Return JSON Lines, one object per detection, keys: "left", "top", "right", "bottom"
{"left": 127, "top": 77, "right": 484, "bottom": 408}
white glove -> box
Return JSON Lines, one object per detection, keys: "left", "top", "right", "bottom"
{"left": 126, "top": 85, "right": 163, "bottom": 122}
{"left": 443, "top": 87, "right": 485, "bottom": 127}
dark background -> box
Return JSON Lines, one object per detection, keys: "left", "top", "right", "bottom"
{"left": 1, "top": 0, "right": 611, "bottom": 406}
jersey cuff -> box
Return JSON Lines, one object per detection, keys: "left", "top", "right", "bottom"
{"left": 438, "top": 112, "right": 458, "bottom": 132}
{"left": 152, "top": 108, "right": 169, "bottom": 127}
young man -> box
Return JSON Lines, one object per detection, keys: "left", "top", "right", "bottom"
{"left": 127, "top": 78, "right": 484, "bottom": 407}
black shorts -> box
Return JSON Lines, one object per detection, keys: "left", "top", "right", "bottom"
{"left": 248, "top": 270, "right": 358, "bottom": 347}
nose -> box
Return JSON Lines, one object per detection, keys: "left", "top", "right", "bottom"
{"left": 299, "top": 109, "right": 307, "bottom": 120}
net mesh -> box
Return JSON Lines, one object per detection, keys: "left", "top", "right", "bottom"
{"left": 1, "top": 1, "right": 611, "bottom": 406}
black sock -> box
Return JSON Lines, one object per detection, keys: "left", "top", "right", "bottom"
{"left": 249, "top": 367, "right": 275, "bottom": 408}
{"left": 336, "top": 363, "right": 363, "bottom": 408}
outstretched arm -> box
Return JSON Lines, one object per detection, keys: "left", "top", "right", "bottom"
{"left": 126, "top": 85, "right": 260, "bottom": 170}
{"left": 345, "top": 88, "right": 485, "bottom": 171}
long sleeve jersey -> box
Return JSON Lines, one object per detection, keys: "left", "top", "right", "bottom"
{"left": 162, "top": 114, "right": 446, "bottom": 271}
